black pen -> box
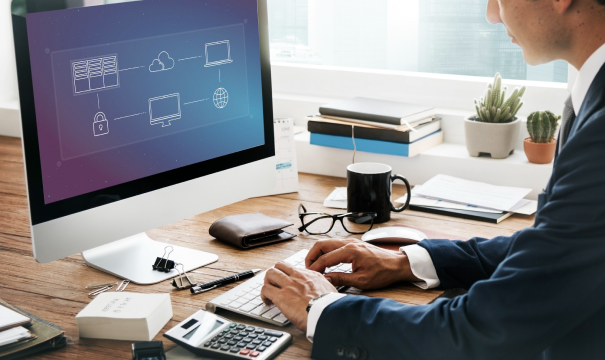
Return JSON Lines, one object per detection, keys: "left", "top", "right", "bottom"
{"left": 190, "top": 269, "right": 263, "bottom": 294}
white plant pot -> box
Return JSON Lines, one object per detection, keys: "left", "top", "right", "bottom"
{"left": 464, "top": 115, "right": 521, "bottom": 159}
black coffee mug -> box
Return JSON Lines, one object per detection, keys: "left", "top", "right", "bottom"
{"left": 347, "top": 163, "right": 411, "bottom": 224}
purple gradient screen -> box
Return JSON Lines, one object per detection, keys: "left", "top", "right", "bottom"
{"left": 26, "top": 0, "right": 265, "bottom": 204}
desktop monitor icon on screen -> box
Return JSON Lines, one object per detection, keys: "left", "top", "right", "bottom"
{"left": 149, "top": 93, "right": 181, "bottom": 127}
{"left": 205, "top": 40, "right": 233, "bottom": 67}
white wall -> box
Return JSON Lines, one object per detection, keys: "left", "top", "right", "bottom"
{"left": 0, "top": 0, "right": 18, "bottom": 104}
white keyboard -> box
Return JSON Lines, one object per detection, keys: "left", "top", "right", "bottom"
{"left": 205, "top": 249, "right": 352, "bottom": 327}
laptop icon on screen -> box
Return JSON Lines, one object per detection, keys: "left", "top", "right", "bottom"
{"left": 205, "top": 40, "right": 233, "bottom": 67}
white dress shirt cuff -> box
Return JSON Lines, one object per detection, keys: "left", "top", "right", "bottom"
{"left": 400, "top": 244, "right": 440, "bottom": 289}
{"left": 306, "top": 293, "right": 347, "bottom": 343}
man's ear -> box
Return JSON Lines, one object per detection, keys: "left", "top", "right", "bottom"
{"left": 553, "top": 0, "right": 574, "bottom": 14}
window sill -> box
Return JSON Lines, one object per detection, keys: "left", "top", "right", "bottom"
{"left": 0, "top": 100, "right": 20, "bottom": 138}
{"left": 295, "top": 132, "right": 552, "bottom": 200}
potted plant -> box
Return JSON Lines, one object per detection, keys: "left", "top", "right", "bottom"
{"left": 465, "top": 73, "right": 526, "bottom": 159}
{"left": 524, "top": 110, "right": 560, "bottom": 164}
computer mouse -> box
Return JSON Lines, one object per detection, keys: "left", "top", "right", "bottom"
{"left": 361, "top": 226, "right": 427, "bottom": 245}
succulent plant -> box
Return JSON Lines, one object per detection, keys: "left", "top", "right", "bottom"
{"left": 474, "top": 73, "right": 526, "bottom": 123}
{"left": 527, "top": 110, "right": 561, "bottom": 143}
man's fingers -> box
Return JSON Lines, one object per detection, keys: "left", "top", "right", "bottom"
{"left": 324, "top": 272, "right": 360, "bottom": 288}
{"left": 307, "top": 246, "right": 356, "bottom": 273}
{"left": 264, "top": 268, "right": 290, "bottom": 288}
{"left": 305, "top": 239, "right": 351, "bottom": 268}
{"left": 274, "top": 261, "right": 296, "bottom": 276}
{"left": 260, "top": 282, "right": 279, "bottom": 305}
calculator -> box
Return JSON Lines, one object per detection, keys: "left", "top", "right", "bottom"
{"left": 164, "top": 310, "right": 292, "bottom": 360}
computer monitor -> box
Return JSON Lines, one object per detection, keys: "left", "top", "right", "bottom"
{"left": 11, "top": 0, "right": 276, "bottom": 284}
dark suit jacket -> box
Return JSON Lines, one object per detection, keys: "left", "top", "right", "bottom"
{"left": 311, "top": 63, "right": 605, "bottom": 360}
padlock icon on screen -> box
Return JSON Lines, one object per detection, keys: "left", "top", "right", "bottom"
{"left": 93, "top": 112, "right": 109, "bottom": 136}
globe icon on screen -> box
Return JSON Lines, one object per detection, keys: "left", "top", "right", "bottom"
{"left": 213, "top": 87, "right": 229, "bottom": 109}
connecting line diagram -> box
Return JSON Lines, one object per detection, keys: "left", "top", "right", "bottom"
{"left": 75, "top": 39, "right": 235, "bottom": 137}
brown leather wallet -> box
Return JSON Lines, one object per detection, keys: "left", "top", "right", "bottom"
{"left": 209, "top": 213, "right": 296, "bottom": 249}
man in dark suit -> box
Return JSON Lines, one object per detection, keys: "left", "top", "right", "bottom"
{"left": 260, "top": 0, "right": 605, "bottom": 359}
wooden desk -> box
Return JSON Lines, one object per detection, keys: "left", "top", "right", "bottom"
{"left": 0, "top": 135, "right": 535, "bottom": 359}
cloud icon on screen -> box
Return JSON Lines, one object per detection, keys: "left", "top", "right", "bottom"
{"left": 149, "top": 51, "right": 175, "bottom": 72}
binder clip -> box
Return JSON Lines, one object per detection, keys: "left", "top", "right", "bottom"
{"left": 153, "top": 246, "right": 176, "bottom": 273}
{"left": 171, "top": 263, "right": 196, "bottom": 290}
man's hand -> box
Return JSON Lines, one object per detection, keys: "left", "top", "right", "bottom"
{"left": 260, "top": 261, "right": 338, "bottom": 332}
{"left": 306, "top": 238, "right": 420, "bottom": 290}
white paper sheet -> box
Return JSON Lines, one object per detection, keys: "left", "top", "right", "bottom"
{"left": 323, "top": 187, "right": 348, "bottom": 209}
{"left": 414, "top": 175, "right": 532, "bottom": 212}
{"left": 0, "top": 326, "right": 31, "bottom": 347}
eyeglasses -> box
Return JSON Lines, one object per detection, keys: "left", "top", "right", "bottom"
{"left": 298, "top": 203, "right": 376, "bottom": 235}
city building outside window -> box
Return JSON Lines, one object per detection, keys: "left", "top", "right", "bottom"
{"left": 267, "top": 0, "right": 568, "bottom": 84}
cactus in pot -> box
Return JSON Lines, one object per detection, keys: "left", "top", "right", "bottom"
{"left": 527, "top": 110, "right": 560, "bottom": 143}
{"left": 524, "top": 110, "right": 561, "bottom": 164}
{"left": 465, "top": 73, "right": 526, "bottom": 159}
{"left": 473, "top": 73, "right": 526, "bottom": 123}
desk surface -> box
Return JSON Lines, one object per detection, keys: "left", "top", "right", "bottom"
{"left": 0, "top": 135, "right": 535, "bottom": 359}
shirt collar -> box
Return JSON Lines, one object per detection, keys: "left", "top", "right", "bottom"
{"left": 571, "top": 42, "right": 605, "bottom": 114}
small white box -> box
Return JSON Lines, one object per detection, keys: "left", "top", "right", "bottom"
{"left": 76, "top": 292, "right": 172, "bottom": 341}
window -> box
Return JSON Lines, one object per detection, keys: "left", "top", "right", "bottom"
{"left": 267, "top": 0, "right": 568, "bottom": 83}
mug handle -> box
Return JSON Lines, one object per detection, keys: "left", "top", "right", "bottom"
{"left": 390, "top": 174, "right": 411, "bottom": 212}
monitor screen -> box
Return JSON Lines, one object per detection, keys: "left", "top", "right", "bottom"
{"left": 24, "top": 0, "right": 266, "bottom": 205}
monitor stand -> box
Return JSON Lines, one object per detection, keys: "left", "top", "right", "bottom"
{"left": 81, "top": 233, "right": 219, "bottom": 285}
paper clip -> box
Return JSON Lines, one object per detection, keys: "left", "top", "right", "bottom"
{"left": 85, "top": 282, "right": 116, "bottom": 290}
{"left": 88, "top": 284, "right": 113, "bottom": 297}
{"left": 153, "top": 246, "right": 175, "bottom": 273}
{"left": 171, "top": 263, "right": 196, "bottom": 290}
{"left": 116, "top": 280, "right": 130, "bottom": 292}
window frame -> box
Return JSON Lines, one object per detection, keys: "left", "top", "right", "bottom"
{"left": 270, "top": 62, "right": 574, "bottom": 115}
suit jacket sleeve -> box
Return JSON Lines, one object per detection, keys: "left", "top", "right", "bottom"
{"left": 310, "top": 107, "right": 605, "bottom": 360}
{"left": 416, "top": 234, "right": 518, "bottom": 289}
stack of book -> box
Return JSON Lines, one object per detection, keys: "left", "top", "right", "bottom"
{"left": 307, "top": 97, "right": 443, "bottom": 157}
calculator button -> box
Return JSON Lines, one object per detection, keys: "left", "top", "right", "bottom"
{"left": 237, "top": 342, "right": 247, "bottom": 348}
{"left": 223, "top": 328, "right": 231, "bottom": 333}
{"left": 239, "top": 349, "right": 250, "bottom": 355}
{"left": 242, "top": 338, "right": 252, "bottom": 343}
{"left": 252, "top": 340, "right": 262, "bottom": 345}
{"left": 246, "top": 344, "right": 257, "bottom": 350}
{"left": 258, "top": 335, "right": 268, "bottom": 340}
{"left": 218, "top": 338, "right": 227, "bottom": 344}
{"left": 212, "top": 336, "right": 220, "bottom": 342}
{"left": 240, "top": 331, "right": 249, "bottom": 337}
{"left": 230, "top": 323, "right": 238, "bottom": 328}
{"left": 224, "top": 334, "right": 234, "bottom": 339}
{"left": 203, "top": 341, "right": 212, "bottom": 347}
{"left": 236, "top": 325, "right": 246, "bottom": 330}
{"left": 254, "top": 329, "right": 264, "bottom": 334}
{"left": 269, "top": 337, "right": 277, "bottom": 342}
{"left": 211, "top": 343, "right": 221, "bottom": 349}
{"left": 249, "top": 351, "right": 260, "bottom": 357}
{"left": 234, "top": 336, "right": 243, "bottom": 341}
{"left": 262, "top": 341, "right": 272, "bottom": 347}
{"left": 220, "top": 345, "right": 231, "bottom": 351}
{"left": 257, "top": 346, "right": 267, "bottom": 352}
{"left": 264, "top": 330, "right": 283, "bottom": 338}
{"left": 246, "top": 326, "right": 255, "bottom": 332}
{"left": 248, "top": 334, "right": 257, "bottom": 339}
{"left": 230, "top": 347, "right": 241, "bottom": 353}
{"left": 228, "top": 340, "right": 237, "bottom": 346}
{"left": 230, "top": 330, "right": 240, "bottom": 335}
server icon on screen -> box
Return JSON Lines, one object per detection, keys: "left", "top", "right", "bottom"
{"left": 71, "top": 55, "right": 120, "bottom": 95}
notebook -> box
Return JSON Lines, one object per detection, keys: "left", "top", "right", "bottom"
{"left": 0, "top": 298, "right": 66, "bottom": 359}
{"left": 319, "top": 97, "right": 436, "bottom": 126}
{"left": 0, "top": 304, "right": 31, "bottom": 332}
